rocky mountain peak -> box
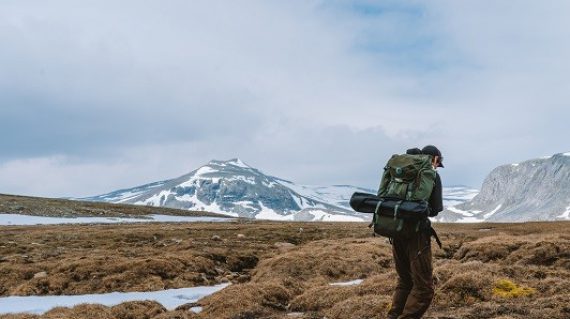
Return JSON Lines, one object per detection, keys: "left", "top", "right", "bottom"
{"left": 437, "top": 152, "right": 570, "bottom": 222}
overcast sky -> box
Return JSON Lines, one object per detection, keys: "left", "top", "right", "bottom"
{"left": 1, "top": 0, "right": 569, "bottom": 197}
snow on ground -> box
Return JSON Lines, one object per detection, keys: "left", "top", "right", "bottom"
{"left": 564, "top": 152, "right": 570, "bottom": 156}
{"left": 0, "top": 214, "right": 231, "bottom": 226}
{"left": 297, "top": 209, "right": 365, "bottom": 222}
{"left": 329, "top": 279, "right": 364, "bottom": 287}
{"left": 0, "top": 284, "right": 229, "bottom": 315}
{"left": 455, "top": 216, "right": 485, "bottom": 223}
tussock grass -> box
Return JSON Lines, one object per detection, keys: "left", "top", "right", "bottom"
{"left": 198, "top": 280, "right": 291, "bottom": 319}
{"left": 1, "top": 220, "right": 569, "bottom": 318}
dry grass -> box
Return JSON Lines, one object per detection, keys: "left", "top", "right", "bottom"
{"left": 0, "top": 193, "right": 223, "bottom": 218}
{"left": 1, "top": 211, "right": 569, "bottom": 318}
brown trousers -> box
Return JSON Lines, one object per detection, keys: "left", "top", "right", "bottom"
{"left": 387, "top": 230, "right": 434, "bottom": 319}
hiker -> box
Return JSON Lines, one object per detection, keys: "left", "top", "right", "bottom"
{"left": 387, "top": 145, "right": 443, "bottom": 319}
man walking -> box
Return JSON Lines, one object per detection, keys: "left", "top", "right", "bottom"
{"left": 386, "top": 145, "right": 444, "bottom": 319}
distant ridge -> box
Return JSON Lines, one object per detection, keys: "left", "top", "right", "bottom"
{"left": 437, "top": 152, "right": 570, "bottom": 222}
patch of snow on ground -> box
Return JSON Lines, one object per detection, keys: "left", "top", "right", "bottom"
{"left": 511, "top": 163, "right": 519, "bottom": 167}
{"left": 330, "top": 279, "right": 364, "bottom": 286}
{"left": 456, "top": 216, "right": 485, "bottom": 223}
{"left": 484, "top": 204, "right": 502, "bottom": 219}
{"left": 564, "top": 152, "right": 570, "bottom": 156}
{"left": 0, "top": 214, "right": 231, "bottom": 226}
{"left": 191, "top": 306, "right": 203, "bottom": 313}
{"left": 0, "top": 284, "right": 229, "bottom": 315}
{"left": 298, "top": 210, "right": 364, "bottom": 222}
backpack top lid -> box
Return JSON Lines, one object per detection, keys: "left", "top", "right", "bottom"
{"left": 406, "top": 148, "right": 422, "bottom": 155}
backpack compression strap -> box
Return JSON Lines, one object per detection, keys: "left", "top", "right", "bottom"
{"left": 368, "top": 199, "right": 384, "bottom": 228}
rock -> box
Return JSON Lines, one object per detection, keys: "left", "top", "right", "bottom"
{"left": 33, "top": 271, "right": 48, "bottom": 279}
{"left": 237, "top": 234, "right": 246, "bottom": 239}
{"left": 225, "top": 273, "right": 238, "bottom": 280}
{"left": 211, "top": 235, "right": 222, "bottom": 241}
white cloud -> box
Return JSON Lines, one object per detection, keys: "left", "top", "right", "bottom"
{"left": 0, "top": 1, "right": 569, "bottom": 196}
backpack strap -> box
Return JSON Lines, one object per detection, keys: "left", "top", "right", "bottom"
{"left": 393, "top": 200, "right": 403, "bottom": 220}
{"left": 430, "top": 226, "right": 442, "bottom": 249}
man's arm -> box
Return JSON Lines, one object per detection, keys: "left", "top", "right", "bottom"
{"left": 429, "top": 173, "right": 443, "bottom": 216}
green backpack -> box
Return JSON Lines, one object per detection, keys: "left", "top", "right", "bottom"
{"left": 373, "top": 154, "right": 436, "bottom": 238}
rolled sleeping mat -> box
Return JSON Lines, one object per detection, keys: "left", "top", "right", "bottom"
{"left": 349, "top": 192, "right": 429, "bottom": 220}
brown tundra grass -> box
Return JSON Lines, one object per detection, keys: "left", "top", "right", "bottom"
{"left": 1, "top": 198, "right": 569, "bottom": 319}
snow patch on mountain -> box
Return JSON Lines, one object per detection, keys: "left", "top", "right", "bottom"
{"left": 442, "top": 186, "right": 479, "bottom": 207}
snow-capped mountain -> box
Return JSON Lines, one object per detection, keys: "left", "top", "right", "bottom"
{"left": 84, "top": 158, "right": 478, "bottom": 222}
{"left": 436, "top": 152, "right": 570, "bottom": 222}
{"left": 83, "top": 159, "right": 372, "bottom": 222}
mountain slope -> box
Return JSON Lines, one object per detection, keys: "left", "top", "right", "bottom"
{"left": 84, "top": 159, "right": 370, "bottom": 221}
{"left": 437, "top": 152, "right": 570, "bottom": 222}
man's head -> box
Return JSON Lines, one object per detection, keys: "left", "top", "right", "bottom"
{"left": 421, "top": 145, "right": 444, "bottom": 168}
